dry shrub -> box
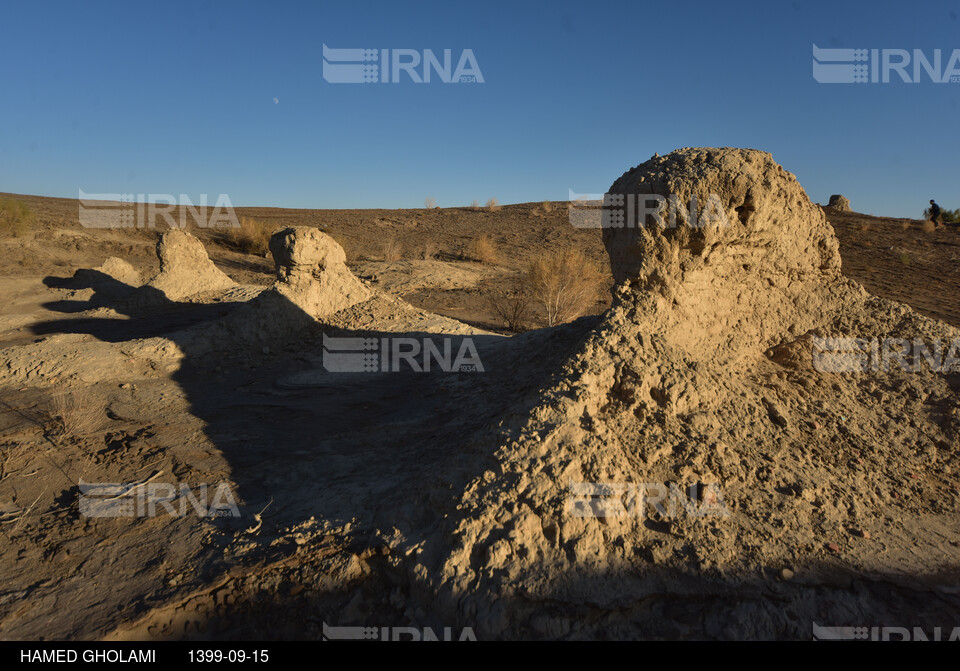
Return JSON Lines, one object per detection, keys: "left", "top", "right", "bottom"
{"left": 901, "top": 220, "right": 912, "bottom": 231}
{"left": 858, "top": 222, "right": 871, "bottom": 232}
{"left": 470, "top": 234, "right": 499, "bottom": 264}
{"left": 542, "top": 201, "right": 553, "bottom": 213}
{"left": 486, "top": 198, "right": 500, "bottom": 212}
{"left": 0, "top": 198, "right": 35, "bottom": 238}
{"left": 330, "top": 233, "right": 361, "bottom": 263}
{"left": 425, "top": 197, "right": 436, "bottom": 209}
{"left": 470, "top": 200, "right": 480, "bottom": 211}
{"left": 381, "top": 236, "right": 403, "bottom": 261}
{"left": 488, "top": 281, "right": 529, "bottom": 332}
{"left": 525, "top": 249, "right": 602, "bottom": 326}
{"left": 229, "top": 217, "right": 273, "bottom": 256}
{"left": 921, "top": 220, "right": 936, "bottom": 233}
{"left": 51, "top": 388, "right": 104, "bottom": 439}
{"left": 414, "top": 238, "right": 438, "bottom": 260}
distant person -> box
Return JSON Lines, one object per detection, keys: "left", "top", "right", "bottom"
{"left": 929, "top": 199, "right": 942, "bottom": 228}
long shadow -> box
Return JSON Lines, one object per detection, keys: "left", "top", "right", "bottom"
{"left": 28, "top": 266, "right": 600, "bottom": 640}
{"left": 27, "top": 266, "right": 960, "bottom": 641}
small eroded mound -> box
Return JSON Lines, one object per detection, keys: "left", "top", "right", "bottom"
{"left": 147, "top": 229, "right": 236, "bottom": 300}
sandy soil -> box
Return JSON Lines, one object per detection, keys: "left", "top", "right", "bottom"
{"left": 0, "top": 186, "right": 958, "bottom": 641}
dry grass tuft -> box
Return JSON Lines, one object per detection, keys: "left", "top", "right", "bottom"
{"left": 229, "top": 217, "right": 274, "bottom": 256}
{"left": 413, "top": 238, "right": 438, "bottom": 260}
{"left": 485, "top": 198, "right": 500, "bottom": 212}
{"left": 381, "top": 236, "right": 403, "bottom": 261}
{"left": 469, "top": 234, "right": 499, "bottom": 264}
{"left": 0, "top": 198, "right": 35, "bottom": 238}
{"left": 50, "top": 388, "right": 104, "bottom": 440}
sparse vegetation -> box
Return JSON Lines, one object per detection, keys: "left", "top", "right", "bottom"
{"left": 381, "top": 236, "right": 403, "bottom": 261}
{"left": 525, "top": 249, "right": 603, "bottom": 326}
{"left": 469, "top": 234, "right": 499, "bottom": 264}
{"left": 50, "top": 388, "right": 104, "bottom": 440}
{"left": 0, "top": 198, "right": 35, "bottom": 238}
{"left": 413, "top": 238, "right": 438, "bottom": 260}
{"left": 924, "top": 206, "right": 960, "bottom": 224}
{"left": 470, "top": 199, "right": 480, "bottom": 211}
{"left": 425, "top": 197, "right": 436, "bottom": 209}
{"left": 487, "top": 280, "right": 529, "bottom": 332}
{"left": 485, "top": 198, "right": 500, "bottom": 212}
{"left": 542, "top": 201, "right": 553, "bottom": 213}
{"left": 228, "top": 217, "right": 274, "bottom": 256}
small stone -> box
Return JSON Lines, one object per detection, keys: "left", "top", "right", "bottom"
{"left": 262, "top": 346, "right": 271, "bottom": 355}
{"left": 826, "top": 542, "right": 840, "bottom": 553}
{"left": 779, "top": 568, "right": 794, "bottom": 581}
{"left": 120, "top": 383, "right": 131, "bottom": 389}
{"left": 289, "top": 584, "right": 305, "bottom": 597}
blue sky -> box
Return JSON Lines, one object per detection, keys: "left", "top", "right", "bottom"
{"left": 1, "top": 0, "right": 958, "bottom": 217}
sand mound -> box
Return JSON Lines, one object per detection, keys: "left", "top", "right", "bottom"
{"left": 402, "top": 148, "right": 960, "bottom": 638}
{"left": 601, "top": 148, "right": 846, "bottom": 364}
{"left": 95, "top": 257, "right": 142, "bottom": 287}
{"left": 147, "top": 229, "right": 236, "bottom": 300}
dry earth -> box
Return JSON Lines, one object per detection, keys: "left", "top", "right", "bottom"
{"left": 0, "top": 150, "right": 959, "bottom": 641}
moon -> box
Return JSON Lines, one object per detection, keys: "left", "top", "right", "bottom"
{"left": 273, "top": 97, "right": 279, "bottom": 104}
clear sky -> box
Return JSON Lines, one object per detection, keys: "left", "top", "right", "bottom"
{"left": 1, "top": 0, "right": 958, "bottom": 218}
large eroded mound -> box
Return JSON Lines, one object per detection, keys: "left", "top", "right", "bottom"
{"left": 405, "top": 148, "right": 960, "bottom": 638}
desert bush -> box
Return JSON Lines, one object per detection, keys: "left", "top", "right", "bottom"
{"left": 469, "top": 234, "right": 499, "bottom": 264}
{"left": 921, "top": 220, "right": 936, "bottom": 233}
{"left": 488, "top": 281, "right": 529, "bottom": 332}
{"left": 486, "top": 198, "right": 500, "bottom": 212}
{"left": 425, "top": 197, "right": 436, "bottom": 209}
{"left": 525, "top": 249, "right": 602, "bottom": 327}
{"left": 470, "top": 199, "right": 480, "bottom": 211}
{"left": 50, "top": 388, "right": 104, "bottom": 439}
{"left": 229, "top": 217, "right": 274, "bottom": 256}
{"left": 413, "top": 238, "right": 438, "bottom": 260}
{"left": 381, "top": 236, "right": 403, "bottom": 261}
{"left": 0, "top": 198, "right": 35, "bottom": 237}
{"left": 923, "top": 207, "right": 960, "bottom": 223}
{"left": 329, "top": 233, "right": 361, "bottom": 263}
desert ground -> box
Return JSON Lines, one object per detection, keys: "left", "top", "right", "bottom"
{"left": 1, "top": 148, "right": 959, "bottom": 640}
